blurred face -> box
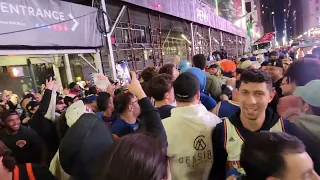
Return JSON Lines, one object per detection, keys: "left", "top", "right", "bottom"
{"left": 56, "top": 102, "right": 66, "bottom": 111}
{"left": 73, "top": 85, "right": 80, "bottom": 91}
{"left": 5, "top": 114, "right": 20, "bottom": 131}
{"left": 238, "top": 82, "right": 275, "bottom": 121}
{"left": 270, "top": 55, "right": 278, "bottom": 60}
{"left": 105, "top": 97, "right": 115, "bottom": 116}
{"left": 35, "top": 93, "right": 42, "bottom": 102}
{"left": 208, "top": 68, "right": 218, "bottom": 75}
{"left": 268, "top": 66, "right": 283, "bottom": 82}
{"left": 129, "top": 96, "right": 141, "bottom": 118}
{"left": 281, "top": 77, "right": 294, "bottom": 96}
{"left": 278, "top": 152, "right": 320, "bottom": 180}
{"left": 172, "top": 67, "right": 179, "bottom": 80}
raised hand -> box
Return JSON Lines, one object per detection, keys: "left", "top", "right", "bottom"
{"left": 125, "top": 71, "right": 146, "bottom": 100}
{"left": 46, "top": 77, "right": 55, "bottom": 90}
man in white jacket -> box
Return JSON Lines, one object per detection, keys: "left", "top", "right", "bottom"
{"left": 162, "top": 72, "right": 222, "bottom": 180}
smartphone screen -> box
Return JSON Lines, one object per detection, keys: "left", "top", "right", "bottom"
{"left": 115, "top": 61, "right": 131, "bottom": 88}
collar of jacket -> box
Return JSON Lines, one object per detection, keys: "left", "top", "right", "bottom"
{"left": 228, "top": 108, "right": 281, "bottom": 134}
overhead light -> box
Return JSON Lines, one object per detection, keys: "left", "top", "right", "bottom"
{"left": 271, "top": 11, "right": 274, "bottom": 14}
{"left": 284, "top": 9, "right": 286, "bottom": 12}
{"left": 304, "top": 32, "right": 307, "bottom": 35}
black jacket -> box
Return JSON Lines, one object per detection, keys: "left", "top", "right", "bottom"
{"left": 209, "top": 108, "right": 320, "bottom": 180}
{"left": 59, "top": 113, "right": 115, "bottom": 180}
{"left": 136, "top": 97, "right": 167, "bottom": 145}
{"left": 28, "top": 89, "right": 59, "bottom": 159}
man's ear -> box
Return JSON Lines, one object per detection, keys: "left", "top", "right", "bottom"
{"left": 303, "top": 103, "right": 310, "bottom": 113}
{"left": 269, "top": 89, "right": 276, "bottom": 103}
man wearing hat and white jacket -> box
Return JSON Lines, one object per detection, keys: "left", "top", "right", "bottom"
{"left": 162, "top": 72, "right": 221, "bottom": 180}
{"left": 293, "top": 80, "right": 320, "bottom": 142}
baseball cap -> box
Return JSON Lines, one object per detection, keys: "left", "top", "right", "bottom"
{"left": 293, "top": 80, "right": 320, "bottom": 107}
{"left": 0, "top": 110, "right": 18, "bottom": 122}
{"left": 268, "top": 59, "right": 283, "bottom": 68}
{"left": 26, "top": 100, "right": 40, "bottom": 112}
{"left": 86, "top": 95, "right": 98, "bottom": 103}
{"left": 240, "top": 60, "right": 255, "bottom": 70}
{"left": 65, "top": 100, "right": 86, "bottom": 127}
{"left": 174, "top": 72, "right": 200, "bottom": 100}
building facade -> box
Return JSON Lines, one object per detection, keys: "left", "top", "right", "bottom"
{"left": 101, "top": 0, "right": 247, "bottom": 73}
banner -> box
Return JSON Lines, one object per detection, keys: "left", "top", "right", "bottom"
{"left": 0, "top": 0, "right": 102, "bottom": 47}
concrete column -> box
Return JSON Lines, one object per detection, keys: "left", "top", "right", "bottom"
{"left": 53, "top": 55, "right": 63, "bottom": 90}
{"left": 64, "top": 54, "right": 73, "bottom": 84}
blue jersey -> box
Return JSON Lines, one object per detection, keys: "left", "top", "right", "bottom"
{"left": 218, "top": 100, "right": 240, "bottom": 118}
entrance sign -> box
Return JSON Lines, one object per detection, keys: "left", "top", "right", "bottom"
{"left": 0, "top": 0, "right": 102, "bottom": 47}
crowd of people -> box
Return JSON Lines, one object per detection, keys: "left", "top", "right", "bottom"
{"left": 1, "top": 48, "right": 320, "bottom": 180}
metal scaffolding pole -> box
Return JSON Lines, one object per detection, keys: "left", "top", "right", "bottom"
{"left": 190, "top": 23, "right": 195, "bottom": 56}
{"left": 100, "top": 0, "right": 126, "bottom": 79}
{"left": 208, "top": 27, "right": 212, "bottom": 55}
{"left": 64, "top": 54, "right": 73, "bottom": 84}
{"left": 27, "top": 59, "right": 38, "bottom": 93}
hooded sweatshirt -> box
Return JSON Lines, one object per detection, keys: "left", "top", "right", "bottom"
{"left": 209, "top": 108, "right": 320, "bottom": 180}
{"left": 186, "top": 67, "right": 217, "bottom": 110}
{"left": 295, "top": 114, "right": 320, "bottom": 142}
{"left": 162, "top": 103, "right": 221, "bottom": 180}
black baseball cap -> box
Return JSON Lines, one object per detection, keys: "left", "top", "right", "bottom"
{"left": 26, "top": 100, "right": 40, "bottom": 112}
{"left": 268, "top": 59, "right": 283, "bottom": 68}
{"left": 1, "top": 110, "right": 18, "bottom": 122}
{"left": 174, "top": 72, "right": 200, "bottom": 100}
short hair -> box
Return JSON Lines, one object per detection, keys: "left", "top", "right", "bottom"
{"left": 159, "top": 63, "right": 175, "bottom": 76}
{"left": 192, "top": 54, "right": 207, "bottom": 70}
{"left": 240, "top": 132, "right": 305, "bottom": 180}
{"left": 140, "top": 67, "right": 158, "bottom": 82}
{"left": 97, "top": 92, "right": 112, "bottom": 112}
{"left": 235, "top": 68, "right": 244, "bottom": 75}
{"left": 209, "top": 64, "right": 219, "bottom": 69}
{"left": 285, "top": 59, "right": 320, "bottom": 86}
{"left": 114, "top": 92, "right": 135, "bottom": 114}
{"left": 149, "top": 74, "right": 174, "bottom": 101}
{"left": 94, "top": 133, "right": 168, "bottom": 180}
{"left": 0, "top": 140, "right": 16, "bottom": 172}
{"left": 69, "top": 82, "right": 77, "bottom": 89}
{"left": 270, "top": 51, "right": 279, "bottom": 57}
{"left": 88, "top": 86, "right": 98, "bottom": 95}
{"left": 239, "top": 69, "right": 273, "bottom": 90}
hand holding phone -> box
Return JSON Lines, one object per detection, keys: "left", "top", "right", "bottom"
{"left": 125, "top": 71, "right": 146, "bottom": 100}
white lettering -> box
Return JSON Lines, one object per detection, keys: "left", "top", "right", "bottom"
{"left": 43, "top": 9, "right": 51, "bottom": 19}
{"left": 36, "top": 8, "right": 44, "bottom": 18}
{"left": 59, "top": 12, "right": 65, "bottom": 21}
{"left": 0, "top": 2, "right": 9, "bottom": 13}
{"left": 1, "top": 3, "right": 66, "bottom": 21}
{"left": 9, "top": 4, "right": 19, "bottom": 14}
{"left": 28, "top": 7, "right": 35, "bottom": 16}
{"left": 52, "top": 11, "right": 59, "bottom": 20}
{"left": 19, "top": 5, "right": 26, "bottom": 15}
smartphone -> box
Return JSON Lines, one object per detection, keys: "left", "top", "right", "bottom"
{"left": 115, "top": 60, "right": 131, "bottom": 88}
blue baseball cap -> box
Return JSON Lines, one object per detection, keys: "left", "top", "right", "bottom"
{"left": 293, "top": 80, "right": 320, "bottom": 107}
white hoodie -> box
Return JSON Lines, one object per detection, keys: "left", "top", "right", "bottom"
{"left": 162, "top": 103, "right": 221, "bottom": 180}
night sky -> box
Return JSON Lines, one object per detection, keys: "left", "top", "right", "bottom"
{"left": 260, "top": 0, "right": 286, "bottom": 42}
